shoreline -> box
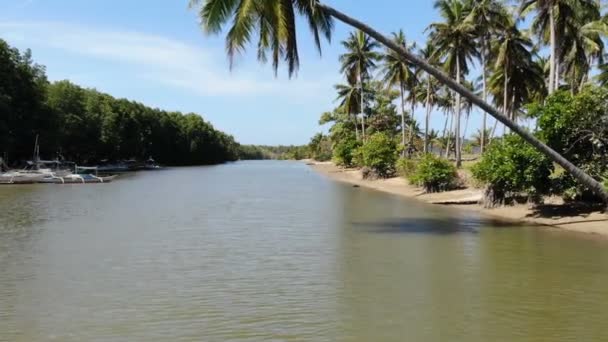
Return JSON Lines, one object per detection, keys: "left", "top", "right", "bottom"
{"left": 308, "top": 161, "right": 608, "bottom": 237}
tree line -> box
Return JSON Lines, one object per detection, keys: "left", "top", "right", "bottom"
{"left": 1, "top": 39, "right": 241, "bottom": 166}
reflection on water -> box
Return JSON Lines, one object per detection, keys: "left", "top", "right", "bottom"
{"left": 1, "top": 161, "right": 607, "bottom": 341}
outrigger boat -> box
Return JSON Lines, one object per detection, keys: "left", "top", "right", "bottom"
{"left": 43, "top": 166, "right": 116, "bottom": 184}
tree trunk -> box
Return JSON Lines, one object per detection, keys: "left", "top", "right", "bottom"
{"left": 481, "top": 38, "right": 488, "bottom": 155}
{"left": 549, "top": 6, "right": 556, "bottom": 94}
{"left": 319, "top": 3, "right": 608, "bottom": 205}
{"left": 409, "top": 100, "right": 416, "bottom": 155}
{"left": 440, "top": 111, "right": 449, "bottom": 156}
{"left": 455, "top": 55, "right": 462, "bottom": 167}
{"left": 400, "top": 85, "right": 406, "bottom": 155}
{"left": 445, "top": 108, "right": 454, "bottom": 159}
{"left": 353, "top": 113, "right": 359, "bottom": 140}
{"left": 424, "top": 77, "right": 432, "bottom": 154}
{"left": 461, "top": 110, "right": 470, "bottom": 154}
{"left": 503, "top": 63, "right": 509, "bottom": 134}
{"left": 360, "top": 72, "right": 365, "bottom": 139}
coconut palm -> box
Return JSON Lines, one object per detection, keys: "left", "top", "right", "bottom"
{"left": 418, "top": 44, "right": 441, "bottom": 154}
{"left": 380, "top": 30, "right": 416, "bottom": 152}
{"left": 562, "top": 16, "right": 606, "bottom": 92}
{"left": 466, "top": 0, "right": 510, "bottom": 153}
{"left": 191, "top": 0, "right": 608, "bottom": 204}
{"left": 334, "top": 74, "right": 362, "bottom": 139}
{"left": 520, "top": 0, "right": 600, "bottom": 93}
{"left": 428, "top": 0, "right": 478, "bottom": 167}
{"left": 490, "top": 21, "right": 545, "bottom": 125}
{"left": 427, "top": 129, "right": 440, "bottom": 152}
{"left": 598, "top": 62, "right": 608, "bottom": 86}
{"left": 339, "top": 30, "right": 381, "bottom": 139}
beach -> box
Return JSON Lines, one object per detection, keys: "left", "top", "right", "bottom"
{"left": 310, "top": 161, "right": 608, "bottom": 237}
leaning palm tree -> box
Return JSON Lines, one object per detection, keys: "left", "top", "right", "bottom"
{"left": 467, "top": 0, "right": 510, "bottom": 153}
{"left": 339, "top": 30, "right": 381, "bottom": 139}
{"left": 380, "top": 30, "right": 416, "bottom": 152}
{"left": 190, "top": 0, "right": 608, "bottom": 204}
{"left": 428, "top": 0, "right": 479, "bottom": 167}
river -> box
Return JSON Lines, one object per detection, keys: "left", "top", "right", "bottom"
{"left": 1, "top": 161, "right": 607, "bottom": 341}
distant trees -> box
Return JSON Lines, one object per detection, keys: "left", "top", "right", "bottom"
{"left": 0, "top": 39, "right": 240, "bottom": 166}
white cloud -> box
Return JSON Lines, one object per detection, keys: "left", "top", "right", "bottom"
{"left": 0, "top": 21, "right": 337, "bottom": 98}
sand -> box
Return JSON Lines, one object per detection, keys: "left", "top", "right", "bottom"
{"left": 309, "top": 161, "right": 608, "bottom": 237}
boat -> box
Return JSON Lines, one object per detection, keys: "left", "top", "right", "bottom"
{"left": 0, "top": 171, "right": 46, "bottom": 184}
{"left": 144, "top": 157, "right": 162, "bottom": 170}
{"left": 0, "top": 137, "right": 70, "bottom": 184}
{"left": 58, "top": 166, "right": 116, "bottom": 184}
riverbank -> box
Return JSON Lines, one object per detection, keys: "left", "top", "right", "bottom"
{"left": 309, "top": 161, "right": 608, "bottom": 237}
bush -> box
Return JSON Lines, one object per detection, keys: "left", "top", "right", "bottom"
{"left": 472, "top": 134, "right": 552, "bottom": 207}
{"left": 332, "top": 137, "right": 361, "bottom": 167}
{"left": 409, "top": 154, "right": 457, "bottom": 193}
{"left": 356, "top": 132, "right": 398, "bottom": 178}
{"left": 531, "top": 86, "right": 608, "bottom": 201}
{"left": 396, "top": 158, "right": 417, "bottom": 178}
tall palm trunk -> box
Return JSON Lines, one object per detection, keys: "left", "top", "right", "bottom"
{"left": 549, "top": 6, "right": 556, "bottom": 94}
{"left": 424, "top": 77, "right": 432, "bottom": 154}
{"left": 503, "top": 63, "right": 509, "bottom": 134}
{"left": 441, "top": 110, "right": 450, "bottom": 156}
{"left": 319, "top": 3, "right": 608, "bottom": 205}
{"left": 481, "top": 38, "right": 488, "bottom": 154}
{"left": 353, "top": 112, "right": 359, "bottom": 140}
{"left": 400, "top": 85, "right": 407, "bottom": 154}
{"left": 445, "top": 108, "right": 454, "bottom": 159}
{"left": 461, "top": 110, "right": 470, "bottom": 154}
{"left": 360, "top": 73, "right": 366, "bottom": 140}
{"left": 455, "top": 55, "right": 462, "bottom": 167}
{"left": 408, "top": 100, "right": 416, "bottom": 154}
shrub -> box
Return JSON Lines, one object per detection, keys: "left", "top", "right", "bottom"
{"left": 396, "top": 158, "right": 417, "bottom": 178}
{"left": 531, "top": 86, "right": 608, "bottom": 201}
{"left": 472, "top": 134, "right": 552, "bottom": 207}
{"left": 409, "top": 154, "right": 457, "bottom": 193}
{"left": 332, "top": 137, "right": 361, "bottom": 167}
{"left": 356, "top": 132, "right": 398, "bottom": 178}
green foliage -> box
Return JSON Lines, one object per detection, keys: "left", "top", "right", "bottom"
{"left": 409, "top": 154, "right": 458, "bottom": 193}
{"left": 355, "top": 132, "right": 398, "bottom": 178}
{"left": 308, "top": 133, "right": 332, "bottom": 161}
{"left": 472, "top": 135, "right": 552, "bottom": 206}
{"left": 532, "top": 87, "right": 608, "bottom": 201}
{"left": 395, "top": 158, "right": 417, "bottom": 178}
{"left": 333, "top": 137, "right": 361, "bottom": 167}
{"left": 0, "top": 40, "right": 241, "bottom": 166}
{"left": 240, "top": 145, "right": 310, "bottom": 160}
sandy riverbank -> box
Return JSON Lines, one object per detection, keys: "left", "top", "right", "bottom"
{"left": 309, "top": 161, "right": 608, "bottom": 237}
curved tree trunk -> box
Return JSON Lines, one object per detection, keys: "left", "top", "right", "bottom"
{"left": 319, "top": 3, "right": 608, "bottom": 206}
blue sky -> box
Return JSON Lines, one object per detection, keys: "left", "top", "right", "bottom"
{"left": 0, "top": 0, "right": 495, "bottom": 145}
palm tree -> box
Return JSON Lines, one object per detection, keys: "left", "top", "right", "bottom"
{"left": 418, "top": 44, "right": 440, "bottom": 154}
{"left": 472, "top": 128, "right": 492, "bottom": 149}
{"left": 520, "top": 0, "right": 600, "bottom": 93}
{"left": 597, "top": 62, "right": 608, "bottom": 86}
{"left": 490, "top": 21, "right": 545, "bottom": 125}
{"left": 381, "top": 30, "right": 415, "bottom": 152}
{"left": 334, "top": 74, "right": 362, "bottom": 140}
{"left": 339, "top": 30, "right": 381, "bottom": 140}
{"left": 427, "top": 129, "right": 440, "bottom": 152}
{"left": 428, "top": 0, "right": 478, "bottom": 167}
{"left": 191, "top": 0, "right": 608, "bottom": 204}
{"left": 467, "top": 0, "right": 510, "bottom": 154}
